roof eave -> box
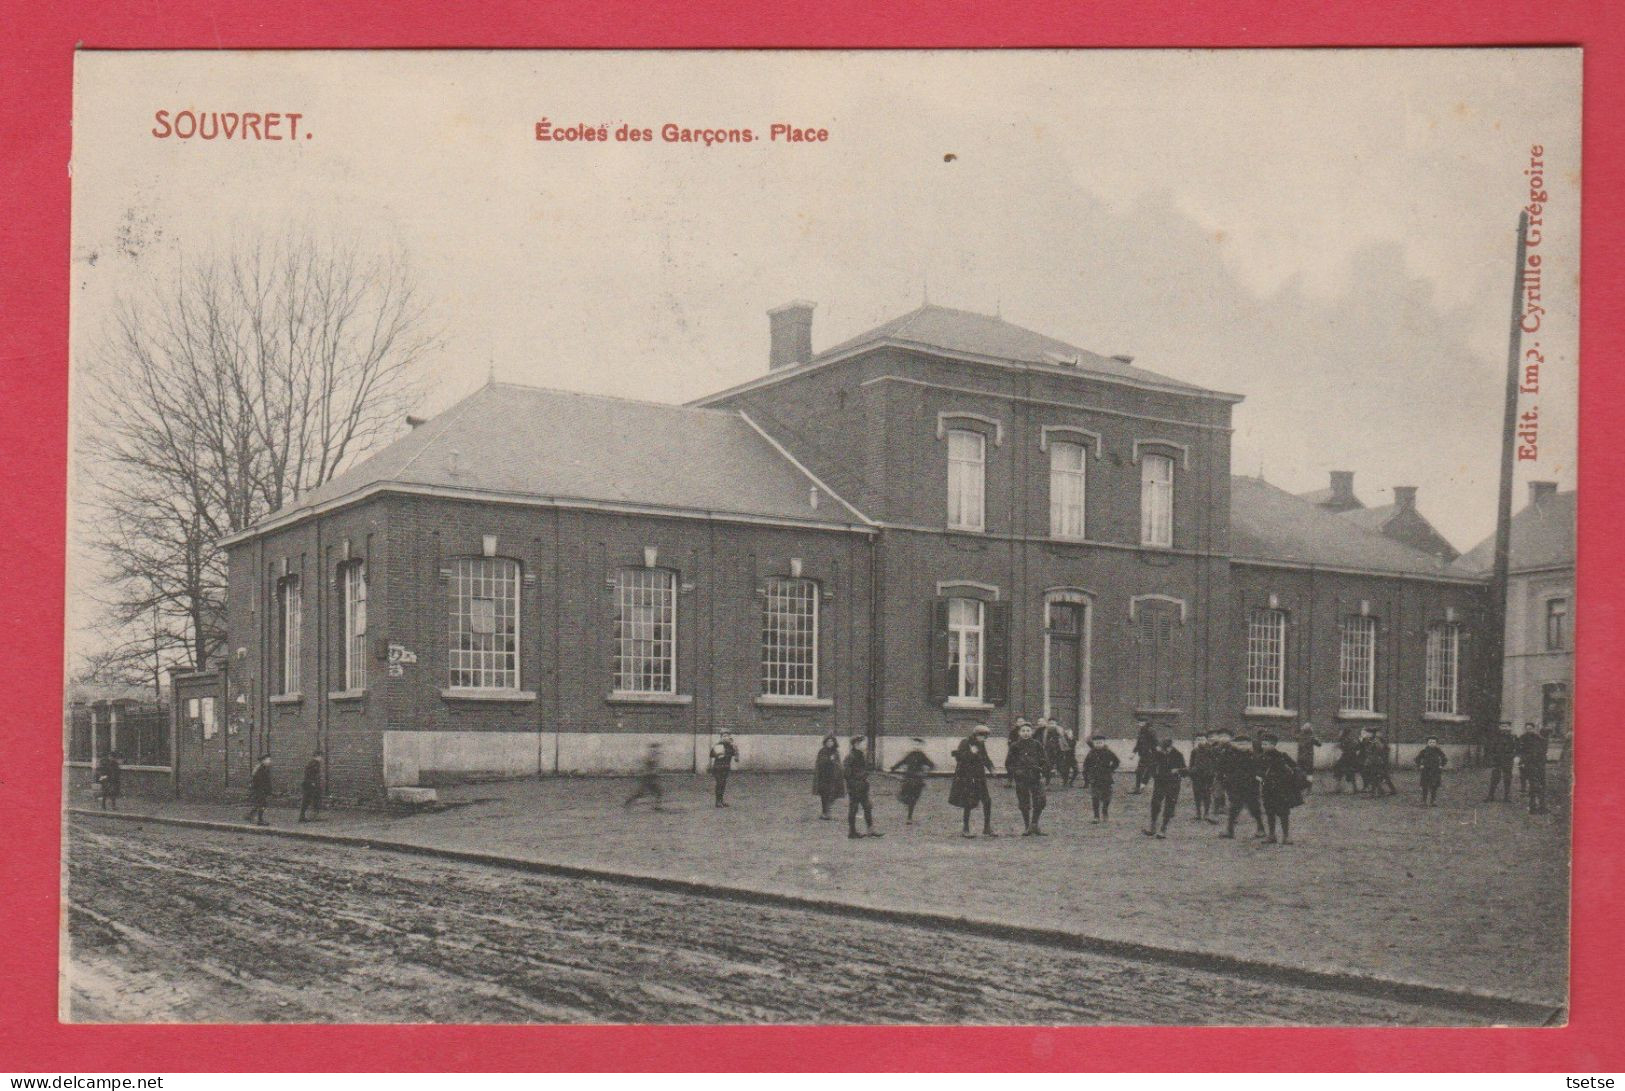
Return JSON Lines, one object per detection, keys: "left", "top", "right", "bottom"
{"left": 690, "top": 338, "right": 1246, "bottom": 407}
{"left": 217, "top": 480, "right": 878, "bottom": 547}
{"left": 1230, "top": 554, "right": 1488, "bottom": 586}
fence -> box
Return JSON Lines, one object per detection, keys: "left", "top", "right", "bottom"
{"left": 65, "top": 699, "right": 172, "bottom": 768}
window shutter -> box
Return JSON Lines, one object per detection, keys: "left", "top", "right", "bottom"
{"left": 984, "top": 600, "right": 1011, "bottom": 706}
{"left": 1157, "top": 610, "right": 1176, "bottom": 709}
{"left": 928, "top": 599, "right": 951, "bottom": 702}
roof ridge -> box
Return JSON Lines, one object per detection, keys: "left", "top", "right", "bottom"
{"left": 487, "top": 379, "right": 741, "bottom": 417}
{"left": 883, "top": 303, "right": 935, "bottom": 341}
{"left": 735, "top": 410, "right": 876, "bottom": 526}
{"left": 392, "top": 383, "right": 495, "bottom": 483}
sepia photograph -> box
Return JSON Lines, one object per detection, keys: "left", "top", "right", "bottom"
{"left": 60, "top": 48, "right": 1578, "bottom": 1028}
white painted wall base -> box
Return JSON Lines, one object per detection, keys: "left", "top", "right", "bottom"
{"left": 383, "top": 729, "right": 839, "bottom": 784}
{"left": 378, "top": 730, "right": 1483, "bottom": 787}
{"left": 558, "top": 732, "right": 696, "bottom": 774}
{"left": 384, "top": 730, "right": 551, "bottom": 787}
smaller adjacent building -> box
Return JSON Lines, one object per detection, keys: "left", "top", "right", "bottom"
{"left": 1460, "top": 481, "right": 1576, "bottom": 737}
{"left": 1231, "top": 475, "right": 1485, "bottom": 766}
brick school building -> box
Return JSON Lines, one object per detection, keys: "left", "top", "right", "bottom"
{"left": 149, "top": 301, "right": 1487, "bottom": 804}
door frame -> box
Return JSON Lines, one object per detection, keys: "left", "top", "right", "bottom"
{"left": 1042, "top": 588, "right": 1093, "bottom": 737}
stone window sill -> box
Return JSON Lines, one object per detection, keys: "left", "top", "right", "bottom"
{"left": 1243, "top": 706, "right": 1299, "bottom": 718}
{"left": 943, "top": 699, "right": 995, "bottom": 711}
{"left": 328, "top": 689, "right": 368, "bottom": 702}
{"left": 607, "top": 691, "right": 694, "bottom": 706}
{"left": 1335, "top": 710, "right": 1387, "bottom": 721}
{"left": 269, "top": 693, "right": 303, "bottom": 706}
{"left": 440, "top": 688, "right": 537, "bottom": 702}
{"left": 1423, "top": 712, "right": 1471, "bottom": 723}
{"left": 755, "top": 695, "right": 833, "bottom": 709}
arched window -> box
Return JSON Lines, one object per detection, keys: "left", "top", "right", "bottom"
{"left": 1338, "top": 614, "right": 1377, "bottom": 713}
{"left": 1140, "top": 453, "right": 1174, "bottom": 547}
{"left": 761, "top": 577, "right": 819, "bottom": 697}
{"left": 946, "top": 429, "right": 986, "bottom": 531}
{"left": 1049, "top": 441, "right": 1088, "bottom": 539}
{"left": 614, "top": 567, "right": 677, "bottom": 694}
{"left": 448, "top": 556, "right": 520, "bottom": 690}
{"left": 946, "top": 596, "right": 985, "bottom": 701}
{"left": 1246, "top": 607, "right": 1287, "bottom": 711}
{"left": 1425, "top": 621, "right": 1462, "bottom": 716}
{"left": 275, "top": 574, "right": 302, "bottom": 695}
{"left": 342, "top": 560, "right": 368, "bottom": 692}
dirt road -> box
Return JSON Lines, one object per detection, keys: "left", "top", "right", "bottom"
{"left": 65, "top": 817, "right": 1495, "bottom": 1025}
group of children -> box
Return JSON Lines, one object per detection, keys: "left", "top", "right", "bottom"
{"left": 768, "top": 714, "right": 1529, "bottom": 846}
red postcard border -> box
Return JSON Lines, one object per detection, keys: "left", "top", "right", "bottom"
{"left": 2, "top": 0, "right": 1619, "bottom": 1072}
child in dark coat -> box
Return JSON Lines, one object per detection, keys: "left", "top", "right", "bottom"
{"left": 813, "top": 734, "right": 845, "bottom": 819}
{"left": 889, "top": 738, "right": 935, "bottom": 824}
{"left": 1414, "top": 736, "right": 1448, "bottom": 807}
{"left": 948, "top": 726, "right": 996, "bottom": 838}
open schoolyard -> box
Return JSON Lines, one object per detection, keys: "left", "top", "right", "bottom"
{"left": 71, "top": 766, "right": 1568, "bottom": 1009}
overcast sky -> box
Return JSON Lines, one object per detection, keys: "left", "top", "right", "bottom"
{"left": 68, "top": 49, "right": 1580, "bottom": 650}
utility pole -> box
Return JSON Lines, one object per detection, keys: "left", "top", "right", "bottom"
{"left": 1480, "top": 210, "right": 1530, "bottom": 752}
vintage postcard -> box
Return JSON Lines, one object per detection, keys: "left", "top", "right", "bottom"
{"left": 62, "top": 48, "right": 1579, "bottom": 1026}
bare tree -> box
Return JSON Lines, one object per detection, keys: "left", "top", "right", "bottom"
{"left": 79, "top": 233, "right": 436, "bottom": 674}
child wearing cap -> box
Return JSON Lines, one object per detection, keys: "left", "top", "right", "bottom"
{"left": 1257, "top": 732, "right": 1308, "bottom": 845}
{"left": 709, "top": 731, "right": 739, "bottom": 808}
{"left": 1414, "top": 735, "right": 1448, "bottom": 807}
{"left": 948, "top": 725, "right": 996, "bottom": 837}
{"left": 1081, "top": 735, "right": 1121, "bottom": 822}
{"left": 844, "top": 735, "right": 882, "bottom": 839}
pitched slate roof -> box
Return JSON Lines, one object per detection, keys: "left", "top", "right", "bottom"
{"left": 1231, "top": 475, "right": 1478, "bottom": 579}
{"left": 813, "top": 304, "right": 1230, "bottom": 397}
{"left": 1296, "top": 485, "right": 1365, "bottom": 509}
{"left": 1458, "top": 489, "right": 1576, "bottom": 574}
{"left": 235, "top": 382, "right": 871, "bottom": 539}
{"left": 1335, "top": 503, "right": 1397, "bottom": 533}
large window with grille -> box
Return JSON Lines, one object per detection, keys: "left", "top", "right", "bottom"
{"left": 449, "top": 557, "right": 519, "bottom": 690}
{"left": 1140, "top": 453, "right": 1174, "bottom": 547}
{"left": 1425, "top": 621, "right": 1461, "bottom": 716}
{"left": 343, "top": 560, "right": 368, "bottom": 691}
{"left": 1338, "top": 615, "right": 1377, "bottom": 713}
{"left": 761, "top": 577, "right": 819, "bottom": 698}
{"left": 1246, "top": 607, "right": 1287, "bottom": 710}
{"left": 615, "top": 567, "right": 676, "bottom": 694}
{"left": 947, "top": 429, "right": 986, "bottom": 531}
{"left": 1049, "top": 441, "right": 1087, "bottom": 539}
{"left": 947, "top": 596, "right": 985, "bottom": 701}
{"left": 276, "top": 575, "right": 302, "bottom": 695}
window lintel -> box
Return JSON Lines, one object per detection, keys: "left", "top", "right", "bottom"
{"left": 1039, "top": 425, "right": 1103, "bottom": 458}
{"left": 1132, "top": 438, "right": 1190, "bottom": 469}
{"left": 937, "top": 412, "right": 1003, "bottom": 447}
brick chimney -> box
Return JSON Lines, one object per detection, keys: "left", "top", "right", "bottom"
{"left": 768, "top": 300, "right": 815, "bottom": 370}
{"left": 1328, "top": 470, "right": 1357, "bottom": 508}
{"left": 1528, "top": 480, "right": 1558, "bottom": 508}
{"left": 1393, "top": 485, "right": 1418, "bottom": 514}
